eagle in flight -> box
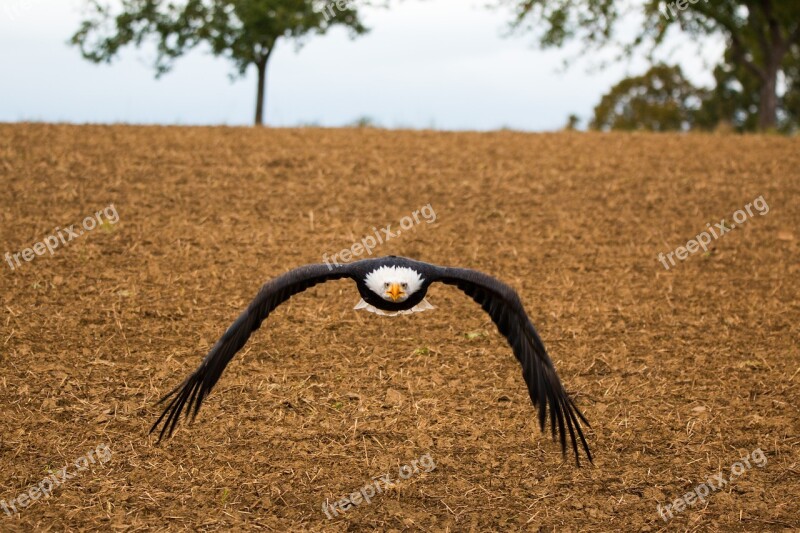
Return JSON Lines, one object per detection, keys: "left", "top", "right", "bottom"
{"left": 151, "top": 256, "right": 592, "bottom": 465}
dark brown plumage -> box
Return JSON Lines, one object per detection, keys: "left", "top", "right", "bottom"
{"left": 151, "top": 256, "right": 592, "bottom": 465}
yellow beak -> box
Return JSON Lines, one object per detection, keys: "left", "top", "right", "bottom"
{"left": 386, "top": 283, "right": 405, "bottom": 302}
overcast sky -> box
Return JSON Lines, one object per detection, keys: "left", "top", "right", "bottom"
{"left": 0, "top": 0, "right": 725, "bottom": 131}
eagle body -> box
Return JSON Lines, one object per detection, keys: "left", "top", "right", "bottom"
{"left": 151, "top": 256, "right": 592, "bottom": 465}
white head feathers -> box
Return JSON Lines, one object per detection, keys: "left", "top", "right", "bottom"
{"left": 364, "top": 266, "right": 424, "bottom": 301}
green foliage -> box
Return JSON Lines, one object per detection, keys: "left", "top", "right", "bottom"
{"left": 501, "top": 0, "right": 619, "bottom": 51}
{"left": 695, "top": 47, "right": 762, "bottom": 132}
{"left": 698, "top": 41, "right": 800, "bottom": 133}
{"left": 72, "top": 0, "right": 366, "bottom": 75}
{"left": 502, "top": 0, "right": 800, "bottom": 131}
{"left": 591, "top": 64, "right": 705, "bottom": 131}
{"left": 71, "top": 0, "right": 368, "bottom": 124}
{"left": 591, "top": 54, "right": 800, "bottom": 133}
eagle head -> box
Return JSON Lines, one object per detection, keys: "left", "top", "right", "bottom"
{"left": 364, "top": 266, "right": 424, "bottom": 303}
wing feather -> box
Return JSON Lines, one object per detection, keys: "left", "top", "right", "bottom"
{"left": 150, "top": 263, "right": 353, "bottom": 442}
{"left": 436, "top": 267, "right": 592, "bottom": 465}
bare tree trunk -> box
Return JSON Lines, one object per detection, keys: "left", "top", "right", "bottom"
{"left": 758, "top": 60, "right": 779, "bottom": 131}
{"left": 754, "top": 0, "right": 789, "bottom": 131}
{"left": 254, "top": 55, "right": 268, "bottom": 127}
{"left": 254, "top": 45, "right": 276, "bottom": 127}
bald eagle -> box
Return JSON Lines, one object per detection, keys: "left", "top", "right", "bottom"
{"left": 151, "top": 256, "right": 592, "bottom": 465}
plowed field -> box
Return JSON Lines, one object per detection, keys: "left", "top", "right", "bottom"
{"left": 0, "top": 124, "right": 798, "bottom": 531}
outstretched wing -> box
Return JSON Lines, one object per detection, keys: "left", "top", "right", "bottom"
{"left": 151, "top": 263, "right": 354, "bottom": 442}
{"left": 435, "top": 267, "right": 592, "bottom": 465}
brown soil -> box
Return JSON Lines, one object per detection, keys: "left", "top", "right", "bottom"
{"left": 0, "top": 124, "right": 798, "bottom": 532}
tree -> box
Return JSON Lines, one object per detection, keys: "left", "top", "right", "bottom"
{"left": 501, "top": 0, "right": 800, "bottom": 131}
{"left": 781, "top": 43, "right": 800, "bottom": 133}
{"left": 590, "top": 64, "right": 705, "bottom": 131}
{"left": 563, "top": 113, "right": 581, "bottom": 130}
{"left": 72, "top": 0, "right": 368, "bottom": 126}
{"left": 697, "top": 39, "right": 800, "bottom": 132}
{"left": 696, "top": 46, "right": 763, "bottom": 132}
{"left": 591, "top": 54, "right": 800, "bottom": 133}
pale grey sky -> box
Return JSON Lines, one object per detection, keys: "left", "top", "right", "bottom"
{"left": 0, "top": 0, "right": 725, "bottom": 130}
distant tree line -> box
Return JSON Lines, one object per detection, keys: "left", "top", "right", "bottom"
{"left": 590, "top": 57, "right": 799, "bottom": 133}
{"left": 73, "top": 0, "right": 799, "bottom": 132}
{"left": 503, "top": 0, "right": 799, "bottom": 133}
